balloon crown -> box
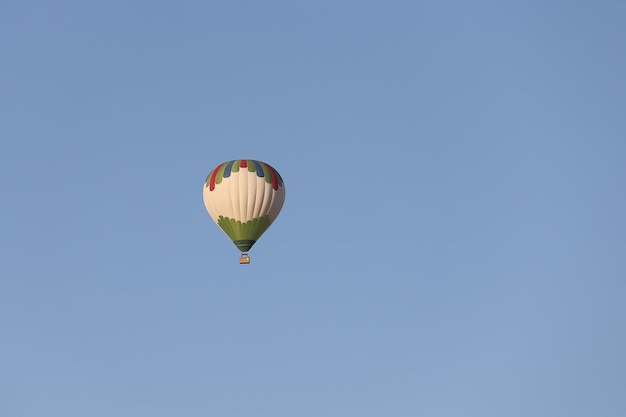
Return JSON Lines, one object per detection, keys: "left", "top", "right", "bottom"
{"left": 205, "top": 159, "right": 284, "bottom": 191}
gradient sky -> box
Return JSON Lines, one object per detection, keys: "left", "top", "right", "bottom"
{"left": 2, "top": 1, "right": 625, "bottom": 416}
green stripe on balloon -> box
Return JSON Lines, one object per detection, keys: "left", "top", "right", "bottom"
{"left": 215, "top": 163, "right": 226, "bottom": 185}
{"left": 217, "top": 215, "right": 273, "bottom": 252}
{"left": 232, "top": 240, "right": 256, "bottom": 252}
{"left": 261, "top": 163, "right": 272, "bottom": 184}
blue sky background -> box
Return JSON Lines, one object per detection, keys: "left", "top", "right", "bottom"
{"left": 1, "top": 1, "right": 625, "bottom": 416}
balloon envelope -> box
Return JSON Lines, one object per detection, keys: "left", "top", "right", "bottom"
{"left": 203, "top": 159, "right": 285, "bottom": 252}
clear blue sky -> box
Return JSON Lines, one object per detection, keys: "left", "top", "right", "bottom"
{"left": 2, "top": 1, "right": 625, "bottom": 416}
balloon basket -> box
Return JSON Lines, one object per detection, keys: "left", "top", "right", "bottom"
{"left": 239, "top": 254, "right": 251, "bottom": 264}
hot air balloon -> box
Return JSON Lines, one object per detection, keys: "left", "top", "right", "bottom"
{"left": 203, "top": 159, "right": 285, "bottom": 264}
